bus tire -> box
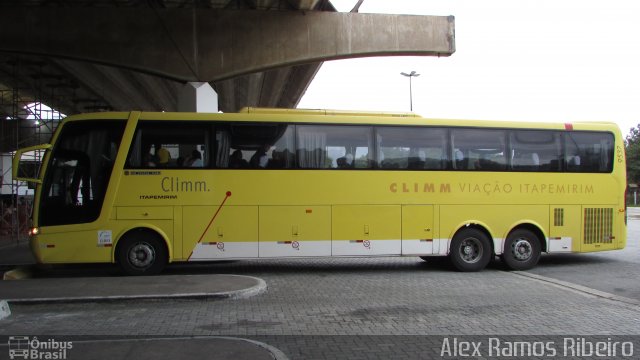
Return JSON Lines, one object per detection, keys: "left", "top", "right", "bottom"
{"left": 502, "top": 229, "right": 541, "bottom": 271}
{"left": 450, "top": 228, "right": 492, "bottom": 272}
{"left": 117, "top": 230, "right": 167, "bottom": 276}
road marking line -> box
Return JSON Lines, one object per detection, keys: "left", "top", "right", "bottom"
{"left": 510, "top": 271, "right": 640, "bottom": 307}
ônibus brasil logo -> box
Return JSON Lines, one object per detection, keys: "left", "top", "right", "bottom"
{"left": 8, "top": 336, "right": 72, "bottom": 360}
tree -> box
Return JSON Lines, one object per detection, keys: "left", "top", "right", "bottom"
{"left": 625, "top": 124, "right": 640, "bottom": 184}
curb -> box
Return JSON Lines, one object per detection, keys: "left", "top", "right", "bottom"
{"left": 5, "top": 275, "right": 267, "bottom": 304}
{"left": 2, "top": 266, "right": 33, "bottom": 280}
{"left": 0, "top": 300, "right": 10, "bottom": 320}
{"left": 511, "top": 271, "right": 640, "bottom": 306}
{"left": 219, "top": 336, "right": 289, "bottom": 360}
{"left": 44, "top": 336, "right": 289, "bottom": 360}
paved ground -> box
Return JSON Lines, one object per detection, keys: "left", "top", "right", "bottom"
{"left": 525, "top": 207, "right": 640, "bottom": 301}
{"left": 1, "top": 211, "right": 640, "bottom": 359}
{"left": 0, "top": 235, "right": 31, "bottom": 266}
{"left": 0, "top": 274, "right": 266, "bottom": 303}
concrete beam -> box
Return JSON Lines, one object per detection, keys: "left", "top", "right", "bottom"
{"left": 0, "top": 8, "right": 454, "bottom": 82}
{"left": 177, "top": 82, "right": 219, "bottom": 113}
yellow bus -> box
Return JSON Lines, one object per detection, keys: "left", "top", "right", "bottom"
{"left": 13, "top": 108, "right": 627, "bottom": 275}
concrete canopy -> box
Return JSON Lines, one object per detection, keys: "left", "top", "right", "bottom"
{"left": 0, "top": 0, "right": 455, "bottom": 119}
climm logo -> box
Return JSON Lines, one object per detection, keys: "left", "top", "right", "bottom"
{"left": 161, "top": 177, "right": 210, "bottom": 192}
{"left": 389, "top": 182, "right": 451, "bottom": 193}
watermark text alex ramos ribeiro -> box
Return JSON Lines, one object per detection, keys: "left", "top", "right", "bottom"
{"left": 440, "top": 336, "right": 635, "bottom": 358}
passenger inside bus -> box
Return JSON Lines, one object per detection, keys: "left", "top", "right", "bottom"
{"left": 250, "top": 143, "right": 271, "bottom": 168}
{"left": 154, "top": 143, "right": 171, "bottom": 167}
{"left": 336, "top": 154, "right": 354, "bottom": 169}
{"left": 268, "top": 149, "right": 286, "bottom": 168}
{"left": 229, "top": 150, "right": 248, "bottom": 168}
{"left": 187, "top": 150, "right": 203, "bottom": 167}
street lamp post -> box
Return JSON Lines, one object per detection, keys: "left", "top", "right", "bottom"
{"left": 400, "top": 71, "right": 420, "bottom": 111}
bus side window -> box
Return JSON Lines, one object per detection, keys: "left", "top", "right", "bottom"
{"left": 376, "top": 126, "right": 447, "bottom": 170}
{"left": 126, "top": 122, "right": 209, "bottom": 169}
{"left": 510, "top": 130, "right": 562, "bottom": 172}
{"left": 297, "top": 125, "right": 372, "bottom": 169}
{"left": 451, "top": 128, "right": 507, "bottom": 171}
{"left": 217, "top": 124, "right": 295, "bottom": 169}
{"left": 565, "top": 132, "right": 614, "bottom": 173}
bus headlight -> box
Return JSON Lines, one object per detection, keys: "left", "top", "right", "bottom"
{"left": 29, "top": 227, "right": 39, "bottom": 236}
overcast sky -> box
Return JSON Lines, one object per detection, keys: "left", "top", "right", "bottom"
{"left": 298, "top": 0, "right": 640, "bottom": 137}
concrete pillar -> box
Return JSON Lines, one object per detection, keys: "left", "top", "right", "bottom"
{"left": 177, "top": 82, "right": 219, "bottom": 113}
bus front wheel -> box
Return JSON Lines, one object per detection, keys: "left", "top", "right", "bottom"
{"left": 450, "top": 228, "right": 492, "bottom": 272}
{"left": 117, "top": 230, "right": 167, "bottom": 276}
{"left": 502, "top": 229, "right": 541, "bottom": 271}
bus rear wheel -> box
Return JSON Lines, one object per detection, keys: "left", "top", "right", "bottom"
{"left": 117, "top": 230, "right": 167, "bottom": 276}
{"left": 502, "top": 229, "right": 541, "bottom": 271}
{"left": 450, "top": 228, "right": 492, "bottom": 272}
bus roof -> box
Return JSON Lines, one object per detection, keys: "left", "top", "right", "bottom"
{"left": 64, "top": 108, "right": 621, "bottom": 133}
{"left": 238, "top": 107, "right": 420, "bottom": 118}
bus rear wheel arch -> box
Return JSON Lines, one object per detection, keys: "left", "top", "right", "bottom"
{"left": 450, "top": 227, "right": 493, "bottom": 272}
{"left": 501, "top": 228, "right": 542, "bottom": 271}
{"left": 116, "top": 228, "right": 168, "bottom": 276}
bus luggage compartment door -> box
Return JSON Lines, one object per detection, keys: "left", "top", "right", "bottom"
{"left": 184, "top": 205, "right": 258, "bottom": 260}
{"left": 331, "top": 205, "right": 401, "bottom": 256}
{"left": 401, "top": 205, "right": 436, "bottom": 255}
{"left": 259, "top": 206, "right": 331, "bottom": 257}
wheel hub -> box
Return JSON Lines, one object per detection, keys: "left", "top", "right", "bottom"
{"left": 129, "top": 243, "right": 155, "bottom": 269}
{"left": 460, "top": 238, "right": 482, "bottom": 263}
{"left": 512, "top": 239, "right": 532, "bottom": 261}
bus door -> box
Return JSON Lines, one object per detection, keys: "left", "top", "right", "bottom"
{"left": 36, "top": 120, "right": 125, "bottom": 263}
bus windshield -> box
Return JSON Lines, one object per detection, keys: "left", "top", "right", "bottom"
{"left": 39, "top": 120, "right": 125, "bottom": 226}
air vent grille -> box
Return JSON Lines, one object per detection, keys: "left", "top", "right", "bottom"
{"left": 554, "top": 208, "right": 564, "bottom": 227}
{"left": 583, "top": 208, "right": 613, "bottom": 244}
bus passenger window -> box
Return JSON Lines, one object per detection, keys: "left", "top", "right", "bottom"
{"left": 376, "top": 126, "right": 448, "bottom": 170}
{"left": 297, "top": 125, "right": 373, "bottom": 169}
{"left": 215, "top": 124, "right": 295, "bottom": 169}
{"left": 451, "top": 128, "right": 507, "bottom": 171}
{"left": 565, "top": 131, "right": 614, "bottom": 172}
{"left": 510, "top": 130, "right": 561, "bottom": 172}
{"left": 126, "top": 121, "right": 209, "bottom": 169}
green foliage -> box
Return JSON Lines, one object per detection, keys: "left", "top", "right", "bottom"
{"left": 625, "top": 125, "right": 640, "bottom": 184}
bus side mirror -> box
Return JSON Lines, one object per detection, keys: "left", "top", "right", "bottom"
{"left": 12, "top": 144, "right": 52, "bottom": 184}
